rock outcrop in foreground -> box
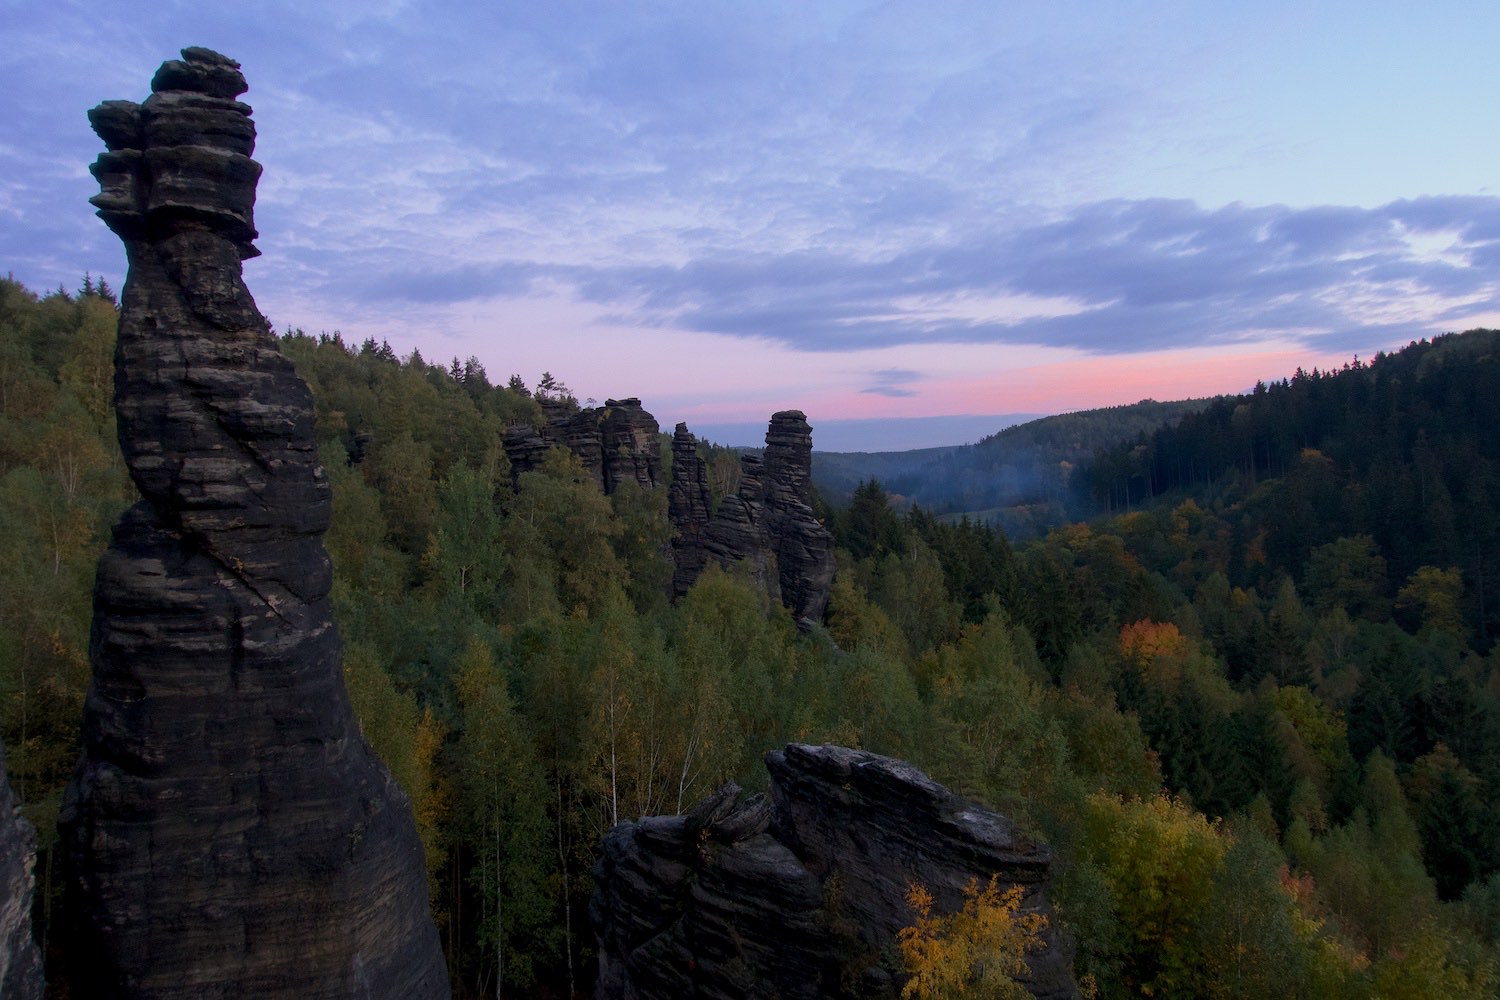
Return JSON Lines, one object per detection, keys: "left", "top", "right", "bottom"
{"left": 671, "top": 412, "right": 836, "bottom": 626}
{"left": 0, "top": 742, "right": 44, "bottom": 1000}
{"left": 59, "top": 47, "right": 447, "bottom": 998}
{"left": 592, "top": 744, "right": 1079, "bottom": 1000}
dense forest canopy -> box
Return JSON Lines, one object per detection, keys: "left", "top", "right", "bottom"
{"left": 1071, "top": 331, "right": 1500, "bottom": 647}
{"left": 2, "top": 274, "right": 1498, "bottom": 997}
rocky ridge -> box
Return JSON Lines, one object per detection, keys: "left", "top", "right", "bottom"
{"left": 58, "top": 47, "right": 447, "bottom": 998}
{"left": 592, "top": 743, "right": 1080, "bottom": 999}
{"left": 508, "top": 402, "right": 836, "bottom": 624}
{"left": 503, "top": 397, "right": 662, "bottom": 494}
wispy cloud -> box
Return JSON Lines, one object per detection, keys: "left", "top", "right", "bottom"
{"left": 417, "top": 195, "right": 1495, "bottom": 355}
{"left": 861, "top": 368, "right": 924, "bottom": 397}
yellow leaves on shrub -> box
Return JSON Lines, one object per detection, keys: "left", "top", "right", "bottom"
{"left": 898, "top": 874, "right": 1046, "bottom": 1000}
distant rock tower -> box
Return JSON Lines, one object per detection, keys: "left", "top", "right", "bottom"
{"left": 671, "top": 411, "right": 837, "bottom": 626}
{"left": 59, "top": 48, "right": 449, "bottom": 998}
{"left": 502, "top": 396, "right": 663, "bottom": 492}
{"left": 667, "top": 422, "right": 713, "bottom": 597}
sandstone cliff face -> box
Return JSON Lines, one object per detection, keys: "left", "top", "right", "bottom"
{"left": 674, "top": 412, "right": 836, "bottom": 625}
{"left": 503, "top": 397, "right": 662, "bottom": 493}
{"left": 667, "top": 423, "right": 713, "bottom": 598}
{"left": 592, "top": 744, "right": 1079, "bottom": 1000}
{"left": 0, "top": 742, "right": 44, "bottom": 1000}
{"left": 58, "top": 48, "right": 448, "bottom": 999}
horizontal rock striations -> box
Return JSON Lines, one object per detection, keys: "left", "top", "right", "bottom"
{"left": 503, "top": 397, "right": 662, "bottom": 494}
{"left": 673, "top": 412, "right": 836, "bottom": 626}
{"left": 599, "top": 398, "right": 665, "bottom": 493}
{"left": 0, "top": 741, "right": 44, "bottom": 1000}
{"left": 592, "top": 744, "right": 1079, "bottom": 1000}
{"left": 58, "top": 47, "right": 447, "bottom": 998}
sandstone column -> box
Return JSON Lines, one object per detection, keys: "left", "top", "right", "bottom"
{"left": 59, "top": 47, "right": 449, "bottom": 998}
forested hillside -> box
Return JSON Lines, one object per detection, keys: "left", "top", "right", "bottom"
{"left": 1073, "top": 332, "right": 1500, "bottom": 644}
{"left": 815, "top": 398, "right": 1210, "bottom": 538}
{"left": 3, "top": 275, "right": 1497, "bottom": 997}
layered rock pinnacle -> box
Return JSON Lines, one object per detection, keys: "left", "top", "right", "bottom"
{"left": 672, "top": 411, "right": 836, "bottom": 625}
{"left": 58, "top": 48, "right": 448, "bottom": 998}
{"left": 667, "top": 422, "right": 712, "bottom": 597}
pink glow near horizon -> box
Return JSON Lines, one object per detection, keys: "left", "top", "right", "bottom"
{"left": 912, "top": 344, "right": 1368, "bottom": 417}
{"left": 274, "top": 284, "right": 1462, "bottom": 431}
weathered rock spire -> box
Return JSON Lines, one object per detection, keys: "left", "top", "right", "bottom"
{"left": 59, "top": 47, "right": 448, "bottom": 998}
{"left": 667, "top": 422, "right": 713, "bottom": 597}
{"left": 672, "top": 410, "right": 836, "bottom": 625}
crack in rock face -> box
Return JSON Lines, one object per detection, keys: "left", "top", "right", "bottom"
{"left": 0, "top": 740, "right": 43, "bottom": 1000}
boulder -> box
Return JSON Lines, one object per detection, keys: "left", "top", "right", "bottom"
{"left": 58, "top": 47, "right": 448, "bottom": 999}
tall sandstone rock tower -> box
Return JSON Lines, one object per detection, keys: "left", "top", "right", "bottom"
{"left": 670, "top": 411, "right": 836, "bottom": 626}
{"left": 58, "top": 48, "right": 449, "bottom": 998}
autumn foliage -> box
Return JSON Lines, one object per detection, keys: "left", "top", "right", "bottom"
{"left": 1082, "top": 792, "right": 1226, "bottom": 996}
{"left": 1118, "top": 619, "right": 1188, "bottom": 666}
{"left": 898, "top": 874, "right": 1046, "bottom": 1000}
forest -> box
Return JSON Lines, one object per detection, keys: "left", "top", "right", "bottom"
{"left": 2, "top": 272, "right": 1499, "bottom": 998}
{"left": 813, "top": 398, "right": 1211, "bottom": 539}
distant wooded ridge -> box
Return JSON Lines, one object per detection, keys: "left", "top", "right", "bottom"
{"left": 813, "top": 398, "right": 1213, "bottom": 537}
{"left": 692, "top": 412, "right": 1045, "bottom": 452}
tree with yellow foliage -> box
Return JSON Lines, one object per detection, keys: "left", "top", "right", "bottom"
{"left": 1081, "top": 792, "right": 1227, "bottom": 997}
{"left": 898, "top": 874, "right": 1047, "bottom": 1000}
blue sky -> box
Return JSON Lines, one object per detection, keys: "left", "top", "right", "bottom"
{"left": 3, "top": 1, "right": 1498, "bottom": 448}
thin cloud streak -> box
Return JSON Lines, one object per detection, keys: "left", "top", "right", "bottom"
{"left": 860, "top": 368, "right": 925, "bottom": 397}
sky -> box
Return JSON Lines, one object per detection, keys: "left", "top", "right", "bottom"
{"left": 3, "top": 1, "right": 1499, "bottom": 449}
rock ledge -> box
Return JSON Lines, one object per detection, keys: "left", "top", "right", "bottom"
{"left": 592, "top": 744, "right": 1079, "bottom": 1000}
